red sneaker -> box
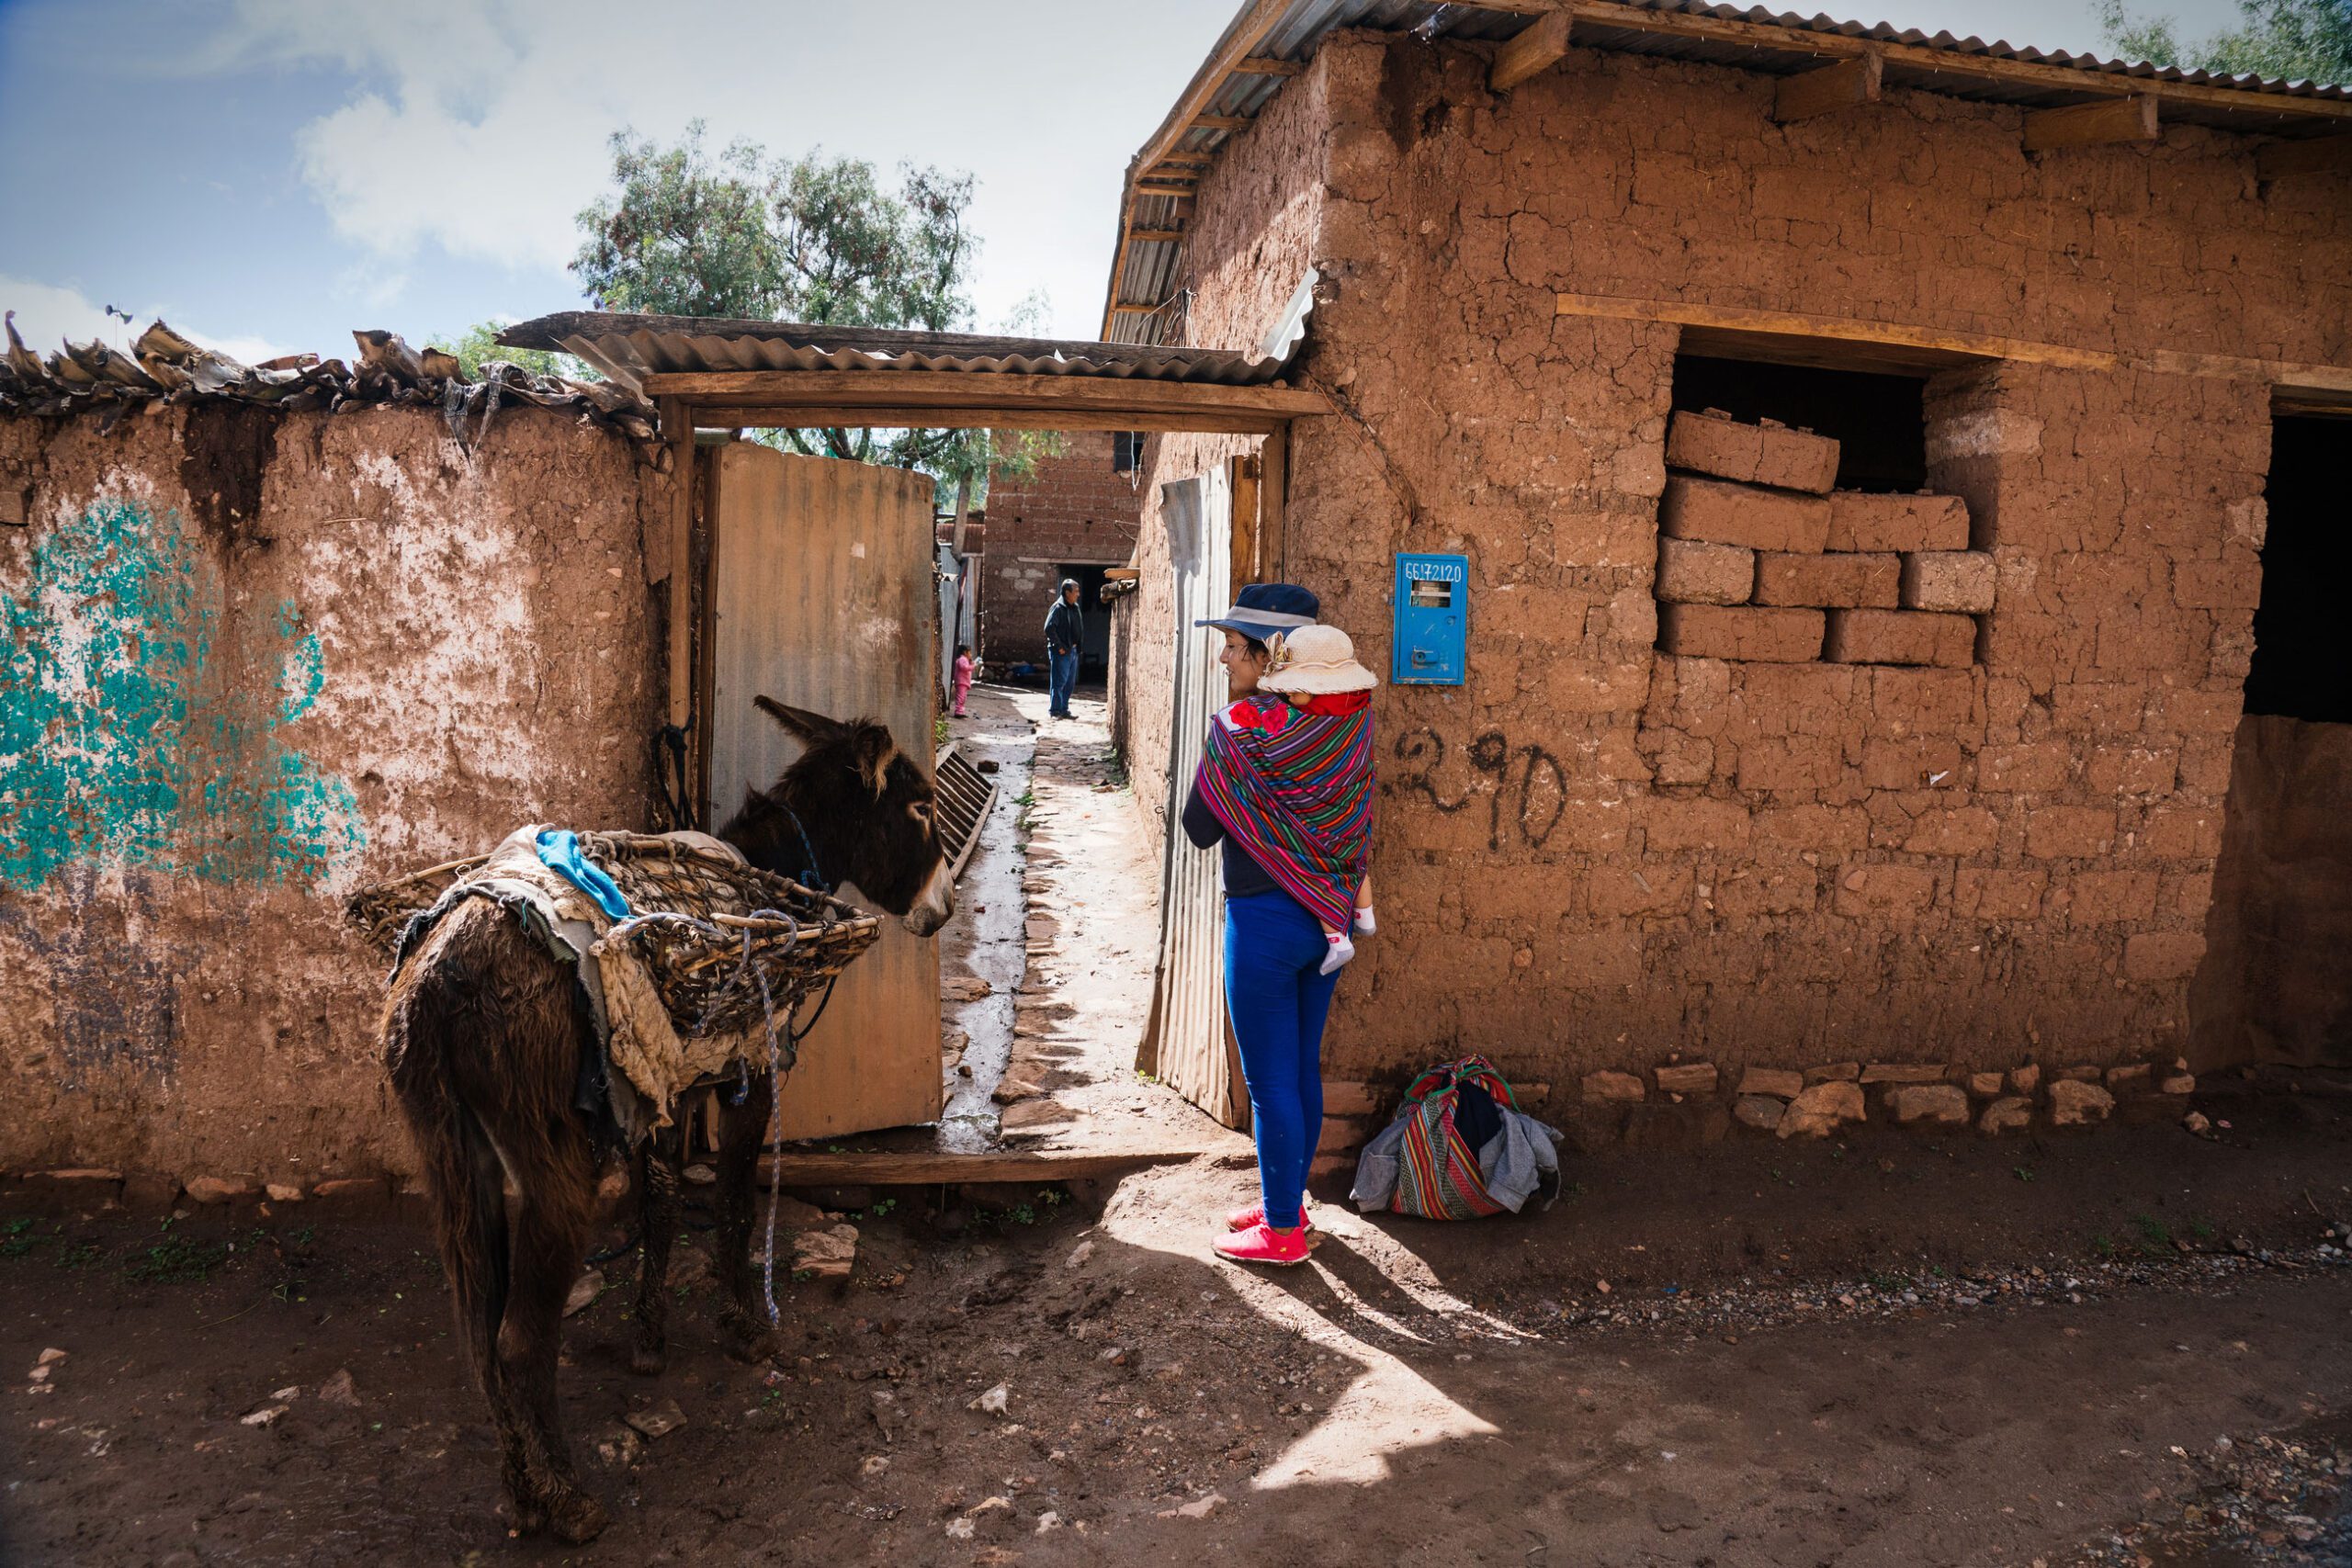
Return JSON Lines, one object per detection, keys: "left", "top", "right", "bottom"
{"left": 1214, "top": 1224, "right": 1311, "bottom": 1267}
{"left": 1226, "top": 1202, "right": 1313, "bottom": 1232}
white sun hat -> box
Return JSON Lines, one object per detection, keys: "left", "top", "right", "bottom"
{"left": 1259, "top": 624, "right": 1379, "bottom": 695}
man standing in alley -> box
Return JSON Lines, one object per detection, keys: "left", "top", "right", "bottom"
{"left": 1044, "top": 577, "right": 1083, "bottom": 719}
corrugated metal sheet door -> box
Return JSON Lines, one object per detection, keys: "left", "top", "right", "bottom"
{"left": 1140, "top": 468, "right": 1246, "bottom": 1128}
{"left": 707, "top": 443, "right": 944, "bottom": 1139}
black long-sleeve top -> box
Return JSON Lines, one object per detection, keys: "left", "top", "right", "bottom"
{"left": 1182, "top": 776, "right": 1279, "bottom": 899}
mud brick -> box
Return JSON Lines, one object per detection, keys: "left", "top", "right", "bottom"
{"left": 1659, "top": 475, "right": 1831, "bottom": 553}
{"left": 1658, "top": 604, "right": 1825, "bottom": 663}
{"left": 2026, "top": 806, "right": 2119, "bottom": 859}
{"left": 2124, "top": 931, "right": 2206, "bottom": 981}
{"left": 1976, "top": 741, "right": 2075, "bottom": 794}
{"left": 1655, "top": 1063, "right": 1719, "bottom": 1095}
{"left": 1664, "top": 410, "right": 1765, "bottom": 483}
{"left": 1754, "top": 551, "right": 1899, "bottom": 608}
{"left": 1757, "top": 423, "right": 1842, "bottom": 494}
{"left": 1824, "top": 609, "right": 1976, "bottom": 668}
{"left": 1953, "top": 867, "right": 2048, "bottom": 919}
{"left": 1665, "top": 412, "right": 1840, "bottom": 493}
{"left": 1900, "top": 551, "right": 1997, "bottom": 613}
{"left": 1655, "top": 537, "right": 1756, "bottom": 604}
{"left": 1826, "top": 491, "right": 1970, "bottom": 552}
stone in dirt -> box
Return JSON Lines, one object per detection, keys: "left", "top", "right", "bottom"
{"left": 2009, "top": 1064, "right": 2042, "bottom": 1094}
{"left": 1582, "top": 1070, "right": 1645, "bottom": 1103}
{"left": 991, "top": 1077, "right": 1046, "bottom": 1104}
{"left": 2050, "top": 1079, "right": 2117, "bottom": 1127}
{"left": 317, "top": 1369, "right": 359, "bottom": 1407}
{"left": 1979, "top": 1097, "right": 2033, "bottom": 1135}
{"left": 1860, "top": 1063, "right": 1946, "bottom": 1084}
{"left": 943, "top": 976, "right": 994, "bottom": 1002}
{"left": 626, "top": 1398, "right": 686, "bottom": 1439}
{"left": 1890, "top": 1084, "right": 1969, "bottom": 1124}
{"left": 240, "top": 1404, "right": 289, "bottom": 1427}
{"left": 2105, "top": 1063, "right": 2153, "bottom": 1093}
{"left": 1736, "top": 1067, "right": 1804, "bottom": 1100}
{"left": 2161, "top": 1073, "right": 2197, "bottom": 1096}
{"left": 1805, "top": 1062, "right": 1860, "bottom": 1083}
{"left": 1966, "top": 1072, "right": 2005, "bottom": 1098}
{"left": 794, "top": 1224, "right": 858, "bottom": 1280}
{"left": 2183, "top": 1111, "right": 2212, "bottom": 1135}
{"left": 264, "top": 1182, "right": 305, "bottom": 1203}
{"left": 1778, "top": 1081, "right": 1865, "bottom": 1139}
{"left": 37, "top": 1348, "right": 66, "bottom": 1367}
{"left": 1734, "top": 1096, "right": 1785, "bottom": 1132}
{"left": 970, "top": 1382, "right": 1011, "bottom": 1416}
{"left": 185, "top": 1177, "right": 258, "bottom": 1205}
{"left": 563, "top": 1267, "right": 604, "bottom": 1317}
{"left": 594, "top": 1422, "right": 643, "bottom": 1467}
{"left": 1159, "top": 1492, "right": 1227, "bottom": 1519}
{"left": 1655, "top": 1064, "right": 1718, "bottom": 1096}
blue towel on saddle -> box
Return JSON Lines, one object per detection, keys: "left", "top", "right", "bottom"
{"left": 534, "top": 829, "right": 630, "bottom": 920}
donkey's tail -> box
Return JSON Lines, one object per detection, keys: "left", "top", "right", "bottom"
{"left": 384, "top": 976, "right": 509, "bottom": 1377}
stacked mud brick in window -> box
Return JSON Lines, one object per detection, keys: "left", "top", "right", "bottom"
{"left": 1655, "top": 410, "right": 1994, "bottom": 669}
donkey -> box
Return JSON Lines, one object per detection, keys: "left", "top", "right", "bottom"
{"left": 382, "top": 698, "right": 953, "bottom": 1543}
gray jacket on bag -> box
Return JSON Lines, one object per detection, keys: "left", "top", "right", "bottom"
{"left": 1350, "top": 1104, "right": 1564, "bottom": 1215}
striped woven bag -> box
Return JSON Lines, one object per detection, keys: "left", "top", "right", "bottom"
{"left": 1389, "top": 1056, "right": 1522, "bottom": 1221}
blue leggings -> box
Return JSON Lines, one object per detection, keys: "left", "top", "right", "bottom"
{"left": 1223, "top": 891, "right": 1341, "bottom": 1230}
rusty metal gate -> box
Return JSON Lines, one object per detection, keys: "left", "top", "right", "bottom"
{"left": 1139, "top": 467, "right": 1246, "bottom": 1128}
{"left": 705, "top": 443, "right": 942, "bottom": 1139}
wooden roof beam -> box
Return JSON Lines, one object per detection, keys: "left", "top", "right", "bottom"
{"left": 1136, "top": 179, "right": 1198, "bottom": 196}
{"left": 1192, "top": 114, "right": 1253, "bottom": 130}
{"left": 2256, "top": 134, "right": 2352, "bottom": 178}
{"left": 1231, "top": 57, "right": 1303, "bottom": 75}
{"left": 1490, "top": 13, "right": 1571, "bottom": 92}
{"left": 2024, "top": 94, "right": 2159, "bottom": 152}
{"left": 1128, "top": 229, "right": 1186, "bottom": 243}
{"left": 1774, "top": 51, "right": 1883, "bottom": 123}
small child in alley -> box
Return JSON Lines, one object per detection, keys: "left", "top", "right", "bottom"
{"left": 952, "top": 644, "right": 975, "bottom": 717}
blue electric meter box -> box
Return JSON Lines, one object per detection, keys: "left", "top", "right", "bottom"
{"left": 1393, "top": 552, "right": 1467, "bottom": 685}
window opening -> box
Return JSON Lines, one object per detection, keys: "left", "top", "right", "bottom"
{"left": 2244, "top": 414, "right": 2350, "bottom": 723}
{"left": 1670, "top": 355, "right": 1926, "bottom": 493}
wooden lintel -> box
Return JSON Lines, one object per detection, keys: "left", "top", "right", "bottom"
{"left": 1555, "top": 289, "right": 2352, "bottom": 391}
{"left": 690, "top": 406, "right": 1287, "bottom": 434}
{"left": 1192, "top": 114, "right": 1252, "bottom": 130}
{"left": 2256, "top": 134, "right": 2352, "bottom": 178}
{"left": 1491, "top": 12, "right": 1572, "bottom": 92}
{"left": 1128, "top": 229, "right": 1186, "bottom": 243}
{"left": 2024, "top": 94, "right": 2159, "bottom": 152}
{"left": 1773, "top": 51, "right": 1883, "bottom": 122}
{"left": 1231, "top": 56, "right": 1303, "bottom": 75}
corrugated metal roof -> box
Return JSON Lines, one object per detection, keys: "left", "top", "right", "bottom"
{"left": 0, "top": 311, "right": 656, "bottom": 440}
{"left": 499, "top": 312, "right": 1297, "bottom": 396}
{"left": 1104, "top": 0, "right": 2352, "bottom": 344}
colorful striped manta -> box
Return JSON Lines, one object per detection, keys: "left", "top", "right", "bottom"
{"left": 1194, "top": 692, "right": 1374, "bottom": 930}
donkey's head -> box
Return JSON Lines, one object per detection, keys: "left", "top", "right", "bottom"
{"left": 719, "top": 697, "right": 955, "bottom": 937}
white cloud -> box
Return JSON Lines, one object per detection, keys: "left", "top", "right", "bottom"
{"left": 189, "top": 0, "right": 1238, "bottom": 340}
{"left": 1, "top": 276, "right": 294, "bottom": 365}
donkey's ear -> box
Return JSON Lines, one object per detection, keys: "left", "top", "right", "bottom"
{"left": 848, "top": 723, "right": 897, "bottom": 799}
{"left": 754, "top": 695, "right": 840, "bottom": 744}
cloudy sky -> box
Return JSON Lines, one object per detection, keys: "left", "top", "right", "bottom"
{"left": 0, "top": 0, "right": 2246, "bottom": 363}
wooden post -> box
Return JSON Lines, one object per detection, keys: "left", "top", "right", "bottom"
{"left": 2024, "top": 95, "right": 2159, "bottom": 152}
{"left": 1258, "top": 425, "right": 1288, "bottom": 583}
{"left": 1229, "top": 453, "right": 1261, "bottom": 592}
{"left": 1490, "top": 12, "right": 1571, "bottom": 92}
{"left": 1773, "top": 51, "right": 1883, "bottom": 123}
{"left": 661, "top": 397, "right": 695, "bottom": 733}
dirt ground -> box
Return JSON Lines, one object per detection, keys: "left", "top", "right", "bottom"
{"left": 6, "top": 685, "right": 2352, "bottom": 1567}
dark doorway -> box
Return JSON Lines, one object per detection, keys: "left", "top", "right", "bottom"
{"left": 2244, "top": 415, "right": 2349, "bottom": 723}
{"left": 1059, "top": 564, "right": 1114, "bottom": 678}
{"left": 1671, "top": 355, "right": 1927, "bottom": 493}
{"left": 2190, "top": 412, "right": 2352, "bottom": 1070}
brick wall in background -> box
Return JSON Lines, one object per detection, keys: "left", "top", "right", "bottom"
{"left": 978, "top": 430, "right": 1144, "bottom": 666}
{"left": 1117, "top": 28, "right": 2348, "bottom": 1103}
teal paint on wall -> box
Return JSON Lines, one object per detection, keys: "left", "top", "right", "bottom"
{"left": 0, "top": 496, "right": 364, "bottom": 891}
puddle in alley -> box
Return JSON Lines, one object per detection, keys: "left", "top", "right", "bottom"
{"left": 936, "top": 683, "right": 1033, "bottom": 1149}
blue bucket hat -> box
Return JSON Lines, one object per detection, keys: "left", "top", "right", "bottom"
{"left": 1196, "top": 582, "right": 1318, "bottom": 643}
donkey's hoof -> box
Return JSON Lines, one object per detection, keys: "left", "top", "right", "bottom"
{"left": 629, "top": 1343, "right": 667, "bottom": 1377}
{"left": 545, "top": 1485, "right": 612, "bottom": 1545}
{"left": 720, "top": 1308, "right": 783, "bottom": 1363}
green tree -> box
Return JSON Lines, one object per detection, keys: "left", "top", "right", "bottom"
{"left": 571, "top": 123, "right": 1055, "bottom": 493}
{"left": 425, "top": 321, "right": 597, "bottom": 382}
{"left": 2098, "top": 0, "right": 2352, "bottom": 84}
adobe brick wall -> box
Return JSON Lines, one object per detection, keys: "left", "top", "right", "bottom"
{"left": 1117, "top": 28, "right": 2348, "bottom": 1095}
{"left": 0, "top": 405, "right": 664, "bottom": 1183}
{"left": 978, "top": 431, "right": 1144, "bottom": 665}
